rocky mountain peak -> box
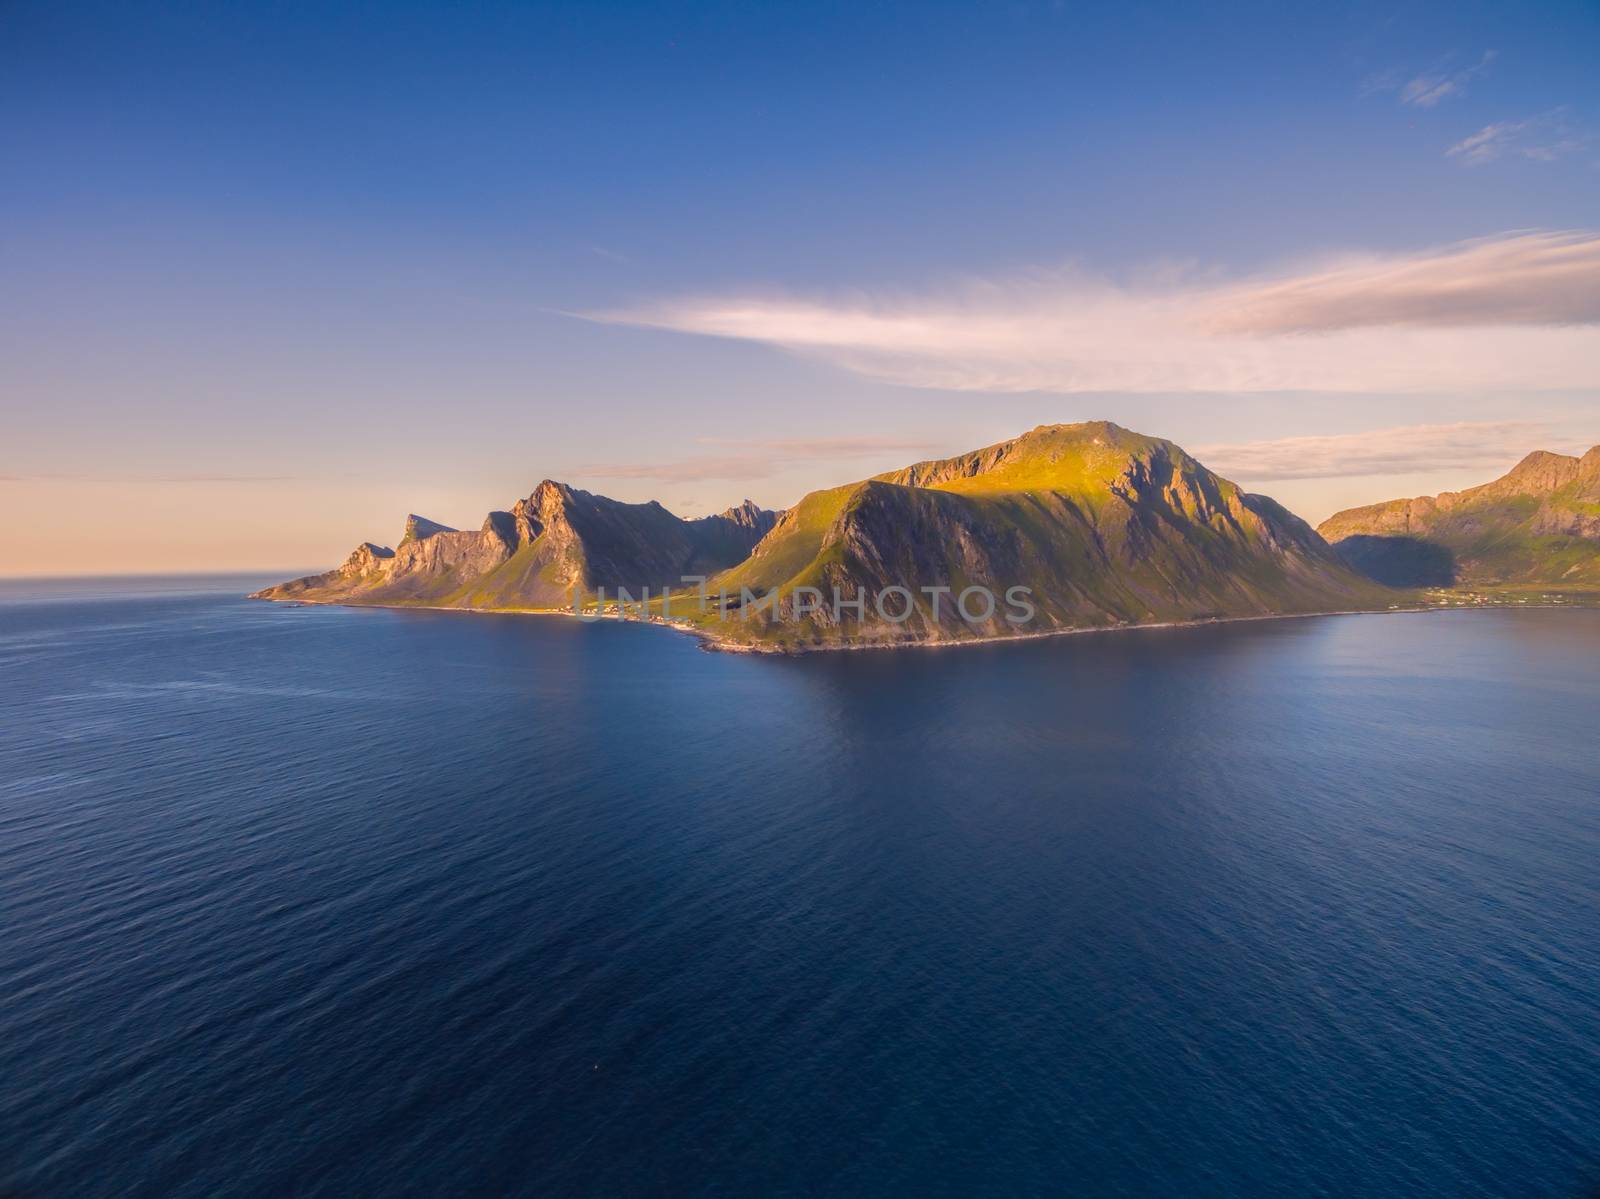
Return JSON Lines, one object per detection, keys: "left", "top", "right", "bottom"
{"left": 348, "top": 542, "right": 394, "bottom": 568}
{"left": 1498, "top": 450, "right": 1582, "bottom": 494}
{"left": 529, "top": 480, "right": 577, "bottom": 520}
{"left": 879, "top": 420, "right": 1180, "bottom": 495}
{"left": 1021, "top": 419, "right": 1131, "bottom": 444}
{"left": 400, "top": 514, "right": 455, "bottom": 545}
{"left": 717, "top": 499, "right": 769, "bottom": 527}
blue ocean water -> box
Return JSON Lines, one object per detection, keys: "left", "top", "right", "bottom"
{"left": 2, "top": 578, "right": 1599, "bottom": 1198}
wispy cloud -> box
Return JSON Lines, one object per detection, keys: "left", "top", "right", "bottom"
{"left": 1446, "top": 122, "right": 1519, "bottom": 164}
{"left": 576, "top": 436, "right": 942, "bottom": 483}
{"left": 581, "top": 231, "right": 1600, "bottom": 394}
{"left": 1362, "top": 51, "right": 1495, "bottom": 107}
{"left": 1198, "top": 231, "right": 1600, "bottom": 333}
{"left": 1447, "top": 109, "right": 1588, "bottom": 165}
{"left": 1193, "top": 421, "right": 1550, "bottom": 482}
{"left": 1397, "top": 50, "right": 1496, "bottom": 108}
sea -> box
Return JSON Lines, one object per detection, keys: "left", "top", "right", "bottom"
{"left": 2, "top": 576, "right": 1598, "bottom": 1197}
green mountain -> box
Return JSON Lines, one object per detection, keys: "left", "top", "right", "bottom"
{"left": 252, "top": 482, "right": 779, "bottom": 608}
{"left": 255, "top": 422, "right": 1399, "bottom": 648}
{"left": 1318, "top": 446, "right": 1600, "bottom": 588}
{"left": 669, "top": 422, "right": 1391, "bottom": 650}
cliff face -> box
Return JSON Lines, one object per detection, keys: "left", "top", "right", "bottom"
{"left": 1318, "top": 446, "right": 1600, "bottom": 586}
{"left": 693, "top": 422, "right": 1390, "bottom": 648}
{"left": 252, "top": 482, "right": 780, "bottom": 608}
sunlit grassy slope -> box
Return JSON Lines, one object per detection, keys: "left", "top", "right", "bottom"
{"left": 658, "top": 422, "right": 1394, "bottom": 650}
{"left": 1320, "top": 446, "right": 1600, "bottom": 588}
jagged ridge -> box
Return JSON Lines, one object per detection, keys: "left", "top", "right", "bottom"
{"left": 253, "top": 483, "right": 779, "bottom": 608}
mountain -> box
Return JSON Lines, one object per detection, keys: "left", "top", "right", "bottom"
{"left": 254, "top": 422, "right": 1399, "bottom": 649}
{"left": 669, "top": 422, "right": 1392, "bottom": 650}
{"left": 1318, "top": 446, "right": 1600, "bottom": 588}
{"left": 252, "top": 483, "right": 780, "bottom": 608}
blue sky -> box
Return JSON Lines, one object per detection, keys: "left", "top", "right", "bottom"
{"left": 3, "top": 0, "right": 1597, "bottom": 573}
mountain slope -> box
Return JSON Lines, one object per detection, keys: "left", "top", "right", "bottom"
{"left": 1318, "top": 446, "right": 1600, "bottom": 587}
{"left": 675, "top": 422, "right": 1392, "bottom": 649}
{"left": 253, "top": 483, "right": 779, "bottom": 608}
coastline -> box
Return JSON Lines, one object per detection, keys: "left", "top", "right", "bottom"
{"left": 246, "top": 592, "right": 1595, "bottom": 656}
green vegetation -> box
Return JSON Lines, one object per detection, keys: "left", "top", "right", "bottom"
{"left": 1319, "top": 445, "right": 1600, "bottom": 588}
{"left": 652, "top": 421, "right": 1394, "bottom": 650}
{"left": 254, "top": 420, "right": 1599, "bottom": 653}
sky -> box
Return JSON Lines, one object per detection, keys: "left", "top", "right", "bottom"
{"left": 2, "top": 0, "right": 1597, "bottom": 575}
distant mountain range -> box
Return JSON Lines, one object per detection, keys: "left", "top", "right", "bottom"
{"left": 255, "top": 483, "right": 779, "bottom": 609}
{"left": 1319, "top": 446, "right": 1600, "bottom": 588}
{"left": 256, "top": 421, "right": 1404, "bottom": 650}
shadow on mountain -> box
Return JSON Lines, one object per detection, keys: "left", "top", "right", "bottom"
{"left": 1331, "top": 535, "right": 1456, "bottom": 588}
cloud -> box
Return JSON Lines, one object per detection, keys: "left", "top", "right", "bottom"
{"left": 1398, "top": 50, "right": 1496, "bottom": 108}
{"left": 581, "top": 231, "right": 1600, "bottom": 394}
{"left": 1447, "top": 121, "right": 1520, "bottom": 164}
{"left": 1447, "top": 109, "right": 1588, "bottom": 166}
{"left": 1192, "top": 421, "right": 1550, "bottom": 482}
{"left": 1198, "top": 231, "right": 1600, "bottom": 333}
{"left": 576, "top": 435, "right": 942, "bottom": 483}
